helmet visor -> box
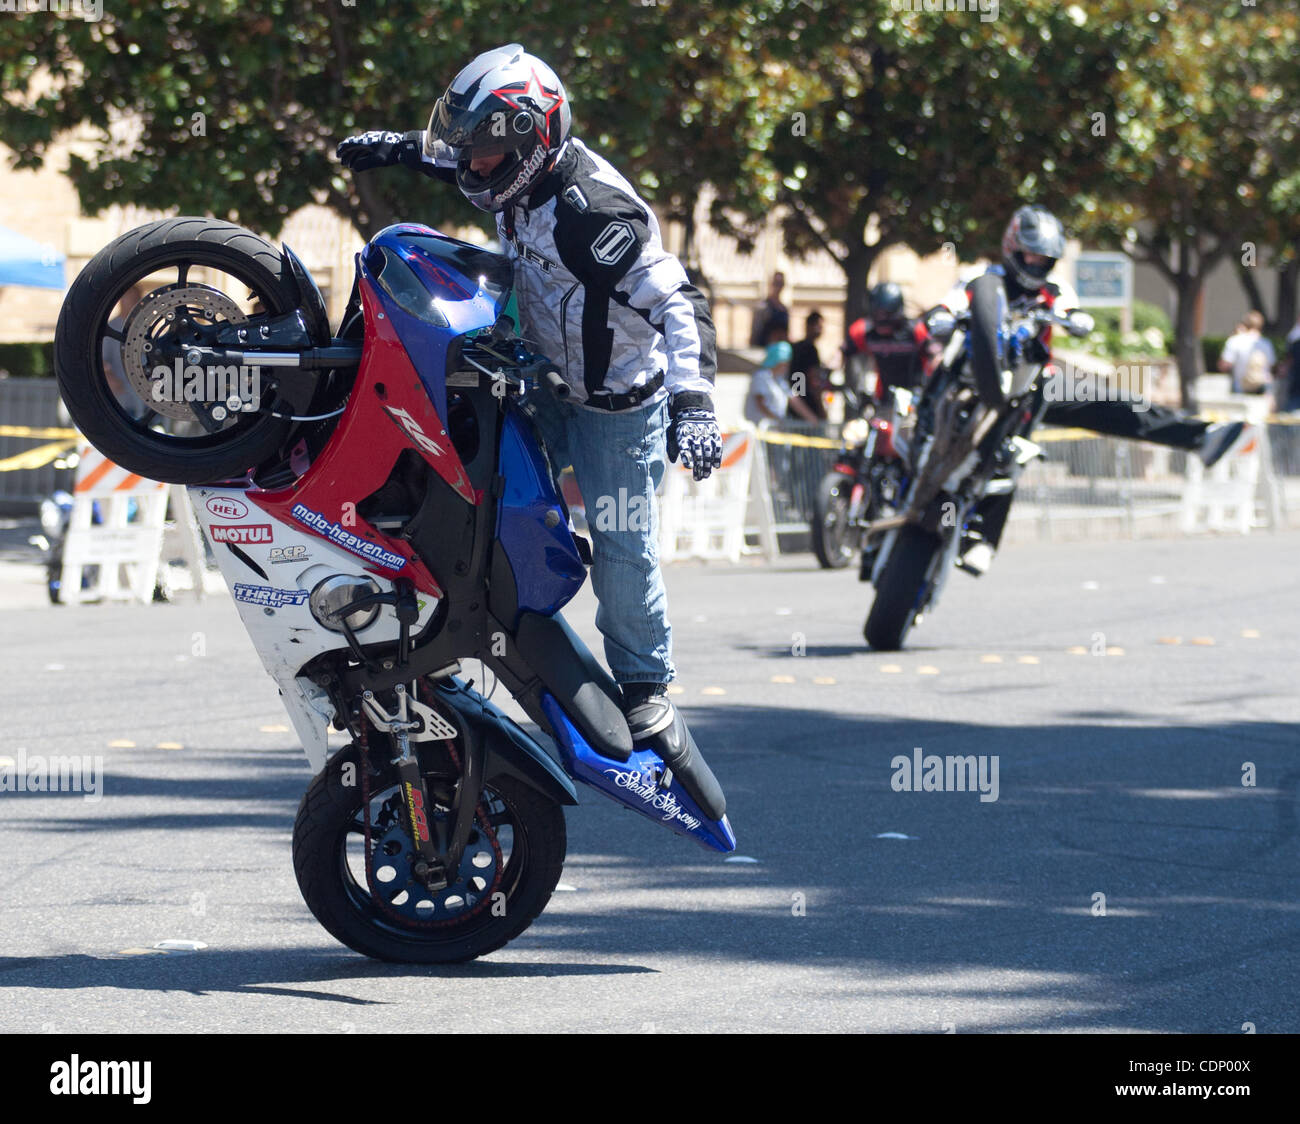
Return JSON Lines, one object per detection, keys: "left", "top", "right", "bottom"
{"left": 426, "top": 97, "right": 537, "bottom": 161}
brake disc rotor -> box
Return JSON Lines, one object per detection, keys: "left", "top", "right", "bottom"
{"left": 119, "top": 283, "right": 249, "bottom": 420}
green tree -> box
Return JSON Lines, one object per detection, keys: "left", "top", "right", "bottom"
{"left": 709, "top": 0, "right": 1143, "bottom": 324}
{"left": 0, "top": 0, "right": 790, "bottom": 251}
{"left": 1070, "top": 2, "right": 1300, "bottom": 408}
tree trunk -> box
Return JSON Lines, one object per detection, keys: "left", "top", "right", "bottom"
{"left": 1275, "top": 258, "right": 1299, "bottom": 336}
{"left": 842, "top": 247, "right": 876, "bottom": 328}
{"left": 1235, "top": 259, "right": 1268, "bottom": 323}
{"left": 1173, "top": 275, "right": 1203, "bottom": 412}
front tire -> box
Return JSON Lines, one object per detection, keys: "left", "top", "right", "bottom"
{"left": 967, "top": 273, "right": 1007, "bottom": 408}
{"left": 864, "top": 524, "right": 943, "bottom": 651}
{"left": 811, "top": 472, "right": 858, "bottom": 569}
{"left": 292, "top": 743, "right": 567, "bottom": 964}
{"left": 55, "top": 218, "right": 302, "bottom": 484}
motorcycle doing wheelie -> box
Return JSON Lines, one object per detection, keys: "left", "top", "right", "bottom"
{"left": 54, "top": 217, "right": 734, "bottom": 963}
{"left": 861, "top": 272, "right": 1093, "bottom": 651}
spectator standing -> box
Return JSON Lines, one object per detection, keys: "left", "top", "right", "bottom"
{"left": 1218, "top": 311, "right": 1276, "bottom": 394}
{"left": 789, "top": 310, "right": 830, "bottom": 421}
{"left": 750, "top": 271, "right": 790, "bottom": 348}
{"left": 744, "top": 341, "right": 818, "bottom": 424}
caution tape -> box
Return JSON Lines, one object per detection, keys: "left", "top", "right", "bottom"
{"left": 753, "top": 429, "right": 841, "bottom": 450}
{"left": 0, "top": 424, "right": 79, "bottom": 439}
{"left": 0, "top": 438, "right": 79, "bottom": 472}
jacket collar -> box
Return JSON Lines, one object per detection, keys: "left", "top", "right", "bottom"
{"left": 523, "top": 140, "right": 579, "bottom": 210}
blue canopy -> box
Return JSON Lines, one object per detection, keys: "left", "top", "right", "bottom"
{"left": 0, "top": 224, "right": 65, "bottom": 289}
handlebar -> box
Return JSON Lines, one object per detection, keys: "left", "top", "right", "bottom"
{"left": 516, "top": 358, "right": 569, "bottom": 398}
{"left": 461, "top": 332, "right": 569, "bottom": 398}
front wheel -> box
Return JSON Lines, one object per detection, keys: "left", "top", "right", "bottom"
{"left": 811, "top": 472, "right": 859, "bottom": 569}
{"left": 55, "top": 218, "right": 304, "bottom": 484}
{"left": 292, "top": 743, "right": 567, "bottom": 963}
{"left": 863, "top": 524, "right": 943, "bottom": 651}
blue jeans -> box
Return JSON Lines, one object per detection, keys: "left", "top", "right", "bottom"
{"left": 523, "top": 390, "right": 674, "bottom": 687}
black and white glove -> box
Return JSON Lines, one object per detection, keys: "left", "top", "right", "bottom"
{"left": 336, "top": 129, "right": 426, "bottom": 172}
{"left": 667, "top": 396, "right": 723, "bottom": 482}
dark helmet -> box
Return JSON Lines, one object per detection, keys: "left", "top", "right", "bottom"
{"left": 868, "top": 281, "right": 905, "bottom": 323}
{"left": 1001, "top": 205, "right": 1067, "bottom": 290}
{"left": 425, "top": 44, "right": 572, "bottom": 213}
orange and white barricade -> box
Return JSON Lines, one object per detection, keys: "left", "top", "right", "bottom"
{"left": 59, "top": 444, "right": 170, "bottom": 604}
{"left": 658, "top": 430, "right": 755, "bottom": 562}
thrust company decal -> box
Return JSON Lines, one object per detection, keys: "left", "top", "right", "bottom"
{"left": 233, "top": 584, "right": 310, "bottom": 609}
{"left": 603, "top": 768, "right": 701, "bottom": 830}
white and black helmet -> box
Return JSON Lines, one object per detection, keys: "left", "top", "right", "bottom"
{"left": 425, "top": 44, "right": 571, "bottom": 213}
{"left": 1001, "top": 205, "right": 1067, "bottom": 290}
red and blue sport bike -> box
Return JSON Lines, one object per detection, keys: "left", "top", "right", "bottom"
{"left": 55, "top": 218, "right": 734, "bottom": 962}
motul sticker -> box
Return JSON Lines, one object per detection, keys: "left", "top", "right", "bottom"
{"left": 210, "top": 524, "right": 272, "bottom": 544}
{"left": 206, "top": 496, "right": 249, "bottom": 519}
{"left": 591, "top": 220, "right": 635, "bottom": 265}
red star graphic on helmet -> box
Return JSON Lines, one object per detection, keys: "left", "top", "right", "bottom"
{"left": 490, "top": 67, "right": 565, "bottom": 145}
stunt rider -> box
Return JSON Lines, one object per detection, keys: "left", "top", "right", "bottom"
{"left": 335, "top": 46, "right": 723, "bottom": 791}
{"left": 842, "top": 281, "right": 941, "bottom": 415}
{"left": 940, "top": 205, "right": 1247, "bottom": 560}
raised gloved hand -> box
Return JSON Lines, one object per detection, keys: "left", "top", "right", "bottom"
{"left": 667, "top": 396, "right": 723, "bottom": 482}
{"left": 336, "top": 129, "right": 425, "bottom": 172}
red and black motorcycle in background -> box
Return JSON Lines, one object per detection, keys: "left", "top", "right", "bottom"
{"left": 809, "top": 383, "right": 908, "bottom": 576}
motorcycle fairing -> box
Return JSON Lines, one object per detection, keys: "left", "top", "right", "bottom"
{"left": 362, "top": 224, "right": 509, "bottom": 433}
{"left": 190, "top": 484, "right": 440, "bottom": 772}
{"left": 495, "top": 407, "right": 586, "bottom": 625}
{"left": 541, "top": 693, "right": 736, "bottom": 853}
{"left": 247, "top": 274, "right": 478, "bottom": 594}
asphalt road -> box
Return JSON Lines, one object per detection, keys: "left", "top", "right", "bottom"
{"left": 0, "top": 531, "right": 1296, "bottom": 1033}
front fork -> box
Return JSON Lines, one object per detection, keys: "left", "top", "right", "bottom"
{"left": 361, "top": 682, "right": 485, "bottom": 893}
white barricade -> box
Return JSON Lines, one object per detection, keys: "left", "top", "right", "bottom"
{"left": 1180, "top": 385, "right": 1279, "bottom": 534}
{"left": 658, "top": 430, "right": 755, "bottom": 562}
{"left": 59, "top": 444, "right": 169, "bottom": 604}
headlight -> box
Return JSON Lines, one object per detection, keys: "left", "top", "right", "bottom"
{"left": 309, "top": 575, "right": 382, "bottom": 633}
{"left": 841, "top": 417, "right": 871, "bottom": 447}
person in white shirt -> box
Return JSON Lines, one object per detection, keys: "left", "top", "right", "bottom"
{"left": 744, "top": 341, "right": 818, "bottom": 423}
{"left": 1218, "top": 311, "right": 1276, "bottom": 393}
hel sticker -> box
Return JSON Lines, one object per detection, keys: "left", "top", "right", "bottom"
{"left": 233, "top": 583, "right": 309, "bottom": 609}
{"left": 209, "top": 524, "right": 272, "bottom": 545}
{"left": 206, "top": 496, "right": 249, "bottom": 519}
{"left": 291, "top": 503, "right": 408, "bottom": 571}
{"left": 590, "top": 220, "right": 635, "bottom": 265}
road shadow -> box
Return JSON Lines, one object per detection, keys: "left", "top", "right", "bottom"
{"left": 5, "top": 703, "right": 1297, "bottom": 1030}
